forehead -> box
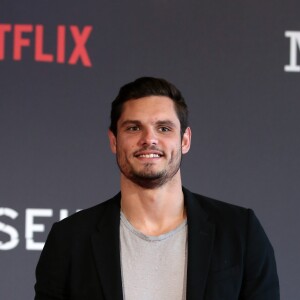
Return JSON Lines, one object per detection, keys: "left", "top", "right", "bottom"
{"left": 119, "top": 96, "right": 179, "bottom": 124}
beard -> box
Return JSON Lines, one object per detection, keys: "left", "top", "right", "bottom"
{"left": 116, "top": 146, "right": 182, "bottom": 189}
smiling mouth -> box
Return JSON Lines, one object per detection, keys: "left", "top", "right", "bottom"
{"left": 134, "top": 147, "right": 164, "bottom": 159}
{"left": 138, "top": 154, "right": 161, "bottom": 158}
{"left": 134, "top": 150, "right": 164, "bottom": 159}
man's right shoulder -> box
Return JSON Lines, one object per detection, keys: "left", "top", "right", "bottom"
{"left": 50, "top": 192, "right": 121, "bottom": 235}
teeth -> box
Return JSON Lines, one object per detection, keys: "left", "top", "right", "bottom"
{"left": 139, "top": 154, "right": 160, "bottom": 158}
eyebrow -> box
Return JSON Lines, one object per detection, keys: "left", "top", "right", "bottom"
{"left": 155, "top": 120, "right": 177, "bottom": 128}
{"left": 120, "top": 120, "right": 177, "bottom": 128}
{"left": 119, "top": 120, "right": 142, "bottom": 128}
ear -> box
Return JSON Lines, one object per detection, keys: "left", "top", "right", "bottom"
{"left": 108, "top": 130, "right": 117, "bottom": 154}
{"left": 181, "top": 127, "right": 191, "bottom": 154}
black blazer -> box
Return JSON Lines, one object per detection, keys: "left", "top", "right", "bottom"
{"left": 35, "top": 188, "right": 279, "bottom": 300}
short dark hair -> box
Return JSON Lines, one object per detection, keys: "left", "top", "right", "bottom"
{"left": 109, "top": 77, "right": 189, "bottom": 136}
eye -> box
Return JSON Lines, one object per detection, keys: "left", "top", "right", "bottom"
{"left": 127, "top": 126, "right": 140, "bottom": 131}
{"left": 158, "top": 126, "right": 171, "bottom": 132}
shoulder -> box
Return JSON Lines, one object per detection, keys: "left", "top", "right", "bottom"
{"left": 49, "top": 193, "right": 121, "bottom": 237}
{"left": 184, "top": 188, "right": 279, "bottom": 297}
{"left": 184, "top": 187, "right": 250, "bottom": 225}
{"left": 184, "top": 187, "right": 269, "bottom": 243}
{"left": 184, "top": 186, "right": 276, "bottom": 253}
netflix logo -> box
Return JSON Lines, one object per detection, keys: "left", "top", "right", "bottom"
{"left": 0, "top": 24, "right": 93, "bottom": 67}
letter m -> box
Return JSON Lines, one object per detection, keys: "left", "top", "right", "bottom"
{"left": 284, "top": 31, "right": 300, "bottom": 72}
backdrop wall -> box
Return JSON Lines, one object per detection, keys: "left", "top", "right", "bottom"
{"left": 1, "top": 1, "right": 299, "bottom": 299}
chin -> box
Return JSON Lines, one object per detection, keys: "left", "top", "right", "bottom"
{"left": 131, "top": 176, "right": 168, "bottom": 189}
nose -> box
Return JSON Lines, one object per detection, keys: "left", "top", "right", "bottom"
{"left": 139, "top": 128, "right": 158, "bottom": 146}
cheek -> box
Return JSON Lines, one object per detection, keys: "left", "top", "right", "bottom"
{"left": 123, "top": 136, "right": 139, "bottom": 148}
{"left": 166, "top": 142, "right": 182, "bottom": 156}
{"left": 117, "top": 139, "right": 136, "bottom": 155}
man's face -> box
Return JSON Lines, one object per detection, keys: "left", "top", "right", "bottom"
{"left": 108, "top": 96, "right": 191, "bottom": 189}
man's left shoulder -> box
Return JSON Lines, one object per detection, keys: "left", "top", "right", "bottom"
{"left": 183, "top": 187, "right": 264, "bottom": 234}
{"left": 184, "top": 187, "right": 249, "bottom": 219}
{"left": 184, "top": 187, "right": 276, "bottom": 257}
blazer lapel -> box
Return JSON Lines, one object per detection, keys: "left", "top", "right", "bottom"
{"left": 184, "top": 188, "right": 215, "bottom": 300}
{"left": 91, "top": 193, "right": 123, "bottom": 300}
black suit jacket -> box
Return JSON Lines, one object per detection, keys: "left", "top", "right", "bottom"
{"left": 35, "top": 188, "right": 279, "bottom": 300}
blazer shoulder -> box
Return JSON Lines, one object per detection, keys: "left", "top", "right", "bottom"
{"left": 185, "top": 187, "right": 274, "bottom": 250}
{"left": 184, "top": 187, "right": 250, "bottom": 222}
{"left": 51, "top": 192, "right": 121, "bottom": 234}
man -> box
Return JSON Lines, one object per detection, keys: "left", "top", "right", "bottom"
{"left": 35, "top": 77, "right": 280, "bottom": 300}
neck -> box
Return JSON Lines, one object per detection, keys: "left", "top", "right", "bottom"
{"left": 120, "top": 172, "right": 186, "bottom": 236}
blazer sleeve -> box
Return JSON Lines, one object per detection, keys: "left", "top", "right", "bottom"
{"left": 240, "top": 209, "right": 280, "bottom": 300}
{"left": 34, "top": 222, "right": 70, "bottom": 300}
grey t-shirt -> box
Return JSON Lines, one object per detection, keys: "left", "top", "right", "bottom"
{"left": 120, "top": 212, "right": 188, "bottom": 300}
